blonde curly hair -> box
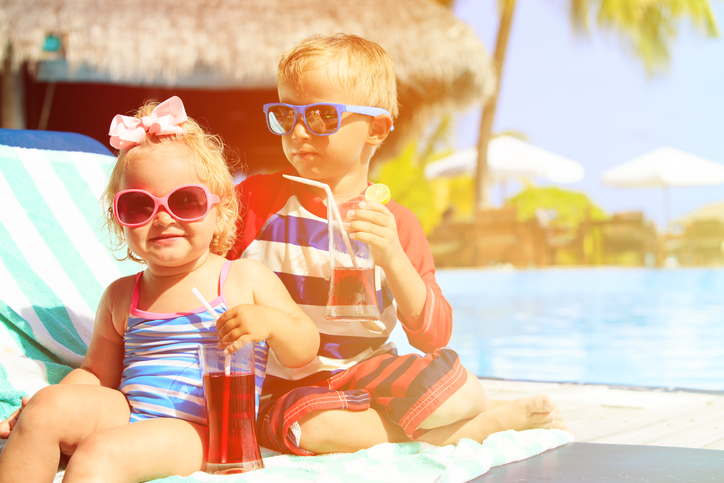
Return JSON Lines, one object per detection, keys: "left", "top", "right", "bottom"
{"left": 102, "top": 99, "right": 238, "bottom": 263}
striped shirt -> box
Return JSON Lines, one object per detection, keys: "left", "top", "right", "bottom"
{"left": 119, "top": 262, "right": 267, "bottom": 423}
{"left": 229, "top": 169, "right": 453, "bottom": 397}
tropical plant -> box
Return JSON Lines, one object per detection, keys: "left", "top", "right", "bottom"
{"left": 507, "top": 186, "right": 607, "bottom": 227}
{"left": 371, "top": 116, "right": 457, "bottom": 234}
{"left": 474, "top": 0, "right": 720, "bottom": 210}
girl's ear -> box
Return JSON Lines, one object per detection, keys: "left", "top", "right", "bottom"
{"left": 213, "top": 208, "right": 223, "bottom": 236}
{"left": 366, "top": 115, "right": 394, "bottom": 146}
{"left": 210, "top": 210, "right": 223, "bottom": 254}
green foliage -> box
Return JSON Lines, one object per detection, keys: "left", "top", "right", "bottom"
{"left": 371, "top": 117, "right": 458, "bottom": 234}
{"left": 567, "top": 0, "right": 719, "bottom": 76}
{"left": 507, "top": 186, "right": 607, "bottom": 228}
{"left": 508, "top": 186, "right": 609, "bottom": 265}
{"left": 373, "top": 143, "right": 440, "bottom": 234}
{"left": 430, "top": 174, "right": 475, "bottom": 222}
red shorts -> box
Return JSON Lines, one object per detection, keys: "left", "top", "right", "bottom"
{"left": 256, "top": 348, "right": 466, "bottom": 455}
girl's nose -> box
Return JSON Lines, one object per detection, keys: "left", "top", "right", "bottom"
{"left": 152, "top": 207, "right": 176, "bottom": 226}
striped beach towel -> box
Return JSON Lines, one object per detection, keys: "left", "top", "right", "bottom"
{"left": 60, "top": 429, "right": 571, "bottom": 483}
{"left": 0, "top": 130, "right": 137, "bottom": 419}
{"left": 0, "top": 129, "right": 571, "bottom": 482}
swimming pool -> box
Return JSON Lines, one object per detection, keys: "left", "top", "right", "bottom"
{"left": 389, "top": 268, "right": 724, "bottom": 391}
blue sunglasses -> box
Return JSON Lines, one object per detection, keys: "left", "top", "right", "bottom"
{"left": 263, "top": 102, "right": 394, "bottom": 136}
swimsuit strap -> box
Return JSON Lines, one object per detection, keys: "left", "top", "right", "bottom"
{"left": 217, "top": 259, "right": 234, "bottom": 309}
{"left": 130, "top": 272, "right": 143, "bottom": 311}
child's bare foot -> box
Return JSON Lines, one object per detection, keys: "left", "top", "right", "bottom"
{"left": 494, "top": 395, "right": 567, "bottom": 432}
{"left": 417, "top": 394, "right": 568, "bottom": 447}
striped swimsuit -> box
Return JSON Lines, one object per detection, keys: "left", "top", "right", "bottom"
{"left": 119, "top": 261, "right": 267, "bottom": 424}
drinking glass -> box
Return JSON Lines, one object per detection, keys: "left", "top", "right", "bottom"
{"left": 199, "top": 344, "right": 264, "bottom": 474}
{"left": 326, "top": 195, "right": 380, "bottom": 321}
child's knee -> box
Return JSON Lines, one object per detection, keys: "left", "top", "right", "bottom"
{"left": 65, "top": 432, "right": 124, "bottom": 478}
{"left": 420, "top": 372, "right": 487, "bottom": 428}
{"left": 17, "top": 386, "right": 75, "bottom": 433}
{"left": 462, "top": 370, "right": 486, "bottom": 397}
{"left": 297, "top": 409, "right": 388, "bottom": 454}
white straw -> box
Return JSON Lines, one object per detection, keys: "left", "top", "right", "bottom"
{"left": 283, "top": 174, "right": 359, "bottom": 268}
{"left": 191, "top": 287, "right": 230, "bottom": 376}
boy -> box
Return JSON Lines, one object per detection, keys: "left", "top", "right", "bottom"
{"left": 223, "top": 33, "right": 566, "bottom": 455}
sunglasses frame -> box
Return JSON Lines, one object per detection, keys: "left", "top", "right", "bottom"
{"left": 113, "top": 184, "right": 221, "bottom": 227}
{"left": 263, "top": 102, "right": 395, "bottom": 136}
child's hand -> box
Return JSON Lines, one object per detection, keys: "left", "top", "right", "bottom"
{"left": 0, "top": 396, "right": 29, "bottom": 439}
{"left": 215, "top": 305, "right": 273, "bottom": 353}
{"left": 345, "top": 200, "right": 404, "bottom": 269}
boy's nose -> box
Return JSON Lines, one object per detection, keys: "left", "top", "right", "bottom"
{"left": 291, "top": 117, "right": 311, "bottom": 139}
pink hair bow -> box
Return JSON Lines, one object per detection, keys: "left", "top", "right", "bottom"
{"left": 108, "top": 96, "right": 188, "bottom": 150}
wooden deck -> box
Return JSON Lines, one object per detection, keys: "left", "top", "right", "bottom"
{"left": 479, "top": 378, "right": 724, "bottom": 450}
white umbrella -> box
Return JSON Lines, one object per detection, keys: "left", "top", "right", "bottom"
{"left": 602, "top": 146, "right": 724, "bottom": 187}
{"left": 424, "top": 135, "right": 584, "bottom": 183}
{"left": 602, "top": 146, "right": 724, "bottom": 226}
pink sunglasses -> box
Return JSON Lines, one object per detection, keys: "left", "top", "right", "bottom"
{"left": 113, "top": 184, "right": 221, "bottom": 227}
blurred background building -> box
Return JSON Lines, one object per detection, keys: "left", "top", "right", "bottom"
{"left": 0, "top": 0, "right": 494, "bottom": 174}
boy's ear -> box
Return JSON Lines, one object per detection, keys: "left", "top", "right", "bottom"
{"left": 366, "top": 115, "right": 394, "bottom": 146}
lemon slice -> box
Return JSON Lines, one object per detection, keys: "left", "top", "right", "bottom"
{"left": 365, "top": 184, "right": 391, "bottom": 205}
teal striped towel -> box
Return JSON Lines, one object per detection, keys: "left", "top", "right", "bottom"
{"left": 0, "top": 142, "right": 137, "bottom": 421}
{"left": 1, "top": 135, "right": 572, "bottom": 482}
{"left": 137, "top": 430, "right": 572, "bottom": 483}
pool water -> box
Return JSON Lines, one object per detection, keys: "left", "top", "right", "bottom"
{"left": 389, "top": 268, "right": 724, "bottom": 391}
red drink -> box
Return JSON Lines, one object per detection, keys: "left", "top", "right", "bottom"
{"left": 327, "top": 267, "right": 378, "bottom": 321}
{"left": 204, "top": 372, "right": 263, "bottom": 474}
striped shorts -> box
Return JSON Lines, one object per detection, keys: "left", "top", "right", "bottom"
{"left": 256, "top": 347, "right": 466, "bottom": 455}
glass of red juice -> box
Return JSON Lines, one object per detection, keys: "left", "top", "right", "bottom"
{"left": 326, "top": 195, "right": 380, "bottom": 322}
{"left": 199, "top": 343, "right": 264, "bottom": 474}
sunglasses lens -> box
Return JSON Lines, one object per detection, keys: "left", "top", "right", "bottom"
{"left": 168, "top": 186, "right": 208, "bottom": 220}
{"left": 117, "top": 192, "right": 155, "bottom": 225}
{"left": 305, "top": 104, "right": 339, "bottom": 134}
{"left": 267, "top": 105, "right": 295, "bottom": 134}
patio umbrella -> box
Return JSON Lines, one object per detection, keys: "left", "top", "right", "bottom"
{"left": 602, "top": 146, "right": 724, "bottom": 225}
{"left": 424, "top": 135, "right": 585, "bottom": 183}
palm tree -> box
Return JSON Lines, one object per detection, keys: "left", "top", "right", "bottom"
{"left": 474, "top": 0, "right": 720, "bottom": 210}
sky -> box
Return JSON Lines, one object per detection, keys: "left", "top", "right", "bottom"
{"left": 450, "top": 0, "right": 724, "bottom": 230}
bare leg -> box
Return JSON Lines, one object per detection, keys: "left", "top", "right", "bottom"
{"left": 298, "top": 408, "right": 410, "bottom": 454}
{"left": 296, "top": 374, "right": 566, "bottom": 454}
{"left": 419, "top": 394, "right": 567, "bottom": 447}
{"left": 0, "top": 385, "right": 130, "bottom": 483}
{"left": 63, "top": 418, "right": 207, "bottom": 483}
{"left": 418, "top": 370, "right": 492, "bottom": 429}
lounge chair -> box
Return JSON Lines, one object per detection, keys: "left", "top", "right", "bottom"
{"left": 668, "top": 218, "right": 724, "bottom": 266}
{"left": 592, "top": 211, "right": 660, "bottom": 266}
{"left": 0, "top": 127, "right": 575, "bottom": 482}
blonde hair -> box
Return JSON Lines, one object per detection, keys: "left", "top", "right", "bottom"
{"left": 278, "top": 33, "right": 398, "bottom": 118}
{"left": 103, "top": 99, "right": 238, "bottom": 263}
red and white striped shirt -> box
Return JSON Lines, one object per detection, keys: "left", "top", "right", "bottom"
{"left": 229, "top": 169, "right": 452, "bottom": 396}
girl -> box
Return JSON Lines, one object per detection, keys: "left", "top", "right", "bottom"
{"left": 0, "top": 96, "right": 319, "bottom": 482}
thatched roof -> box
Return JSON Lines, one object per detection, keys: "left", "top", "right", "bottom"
{"left": 1, "top": 0, "right": 495, "bottom": 153}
